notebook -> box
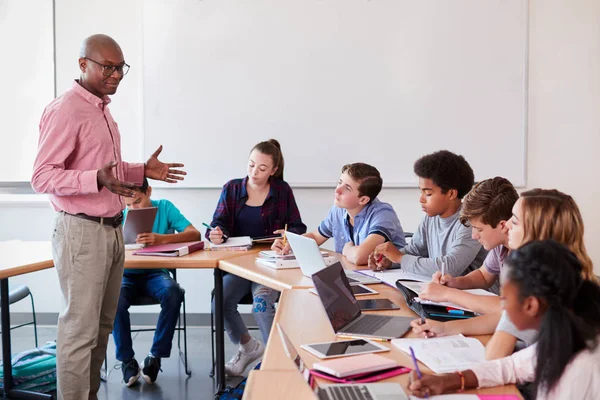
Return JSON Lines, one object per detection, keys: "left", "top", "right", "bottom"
{"left": 392, "top": 335, "right": 486, "bottom": 374}
{"left": 208, "top": 236, "right": 252, "bottom": 250}
{"left": 132, "top": 241, "right": 205, "bottom": 257}
{"left": 122, "top": 207, "right": 158, "bottom": 244}
{"left": 397, "top": 280, "right": 497, "bottom": 313}
{"left": 312, "top": 353, "right": 398, "bottom": 378}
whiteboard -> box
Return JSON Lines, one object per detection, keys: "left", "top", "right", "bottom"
{"left": 0, "top": 0, "right": 55, "bottom": 182}
{"left": 142, "top": 0, "right": 527, "bottom": 188}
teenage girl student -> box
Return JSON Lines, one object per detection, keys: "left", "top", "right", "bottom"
{"left": 208, "top": 139, "right": 306, "bottom": 376}
{"left": 412, "top": 189, "right": 596, "bottom": 360}
{"left": 409, "top": 240, "right": 600, "bottom": 400}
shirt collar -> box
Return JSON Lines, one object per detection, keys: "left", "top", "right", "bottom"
{"left": 240, "top": 176, "right": 277, "bottom": 201}
{"left": 72, "top": 80, "right": 111, "bottom": 109}
{"left": 344, "top": 197, "right": 378, "bottom": 222}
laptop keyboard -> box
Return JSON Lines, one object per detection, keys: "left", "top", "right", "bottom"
{"left": 346, "top": 314, "right": 393, "bottom": 334}
{"left": 325, "top": 385, "right": 373, "bottom": 400}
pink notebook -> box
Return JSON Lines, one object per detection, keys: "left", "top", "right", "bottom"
{"left": 312, "top": 353, "right": 399, "bottom": 378}
{"left": 132, "top": 241, "right": 204, "bottom": 257}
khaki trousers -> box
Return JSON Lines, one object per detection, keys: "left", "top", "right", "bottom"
{"left": 52, "top": 212, "right": 124, "bottom": 400}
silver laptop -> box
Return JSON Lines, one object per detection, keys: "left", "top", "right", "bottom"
{"left": 123, "top": 207, "right": 158, "bottom": 245}
{"left": 276, "top": 323, "right": 408, "bottom": 400}
{"left": 285, "top": 232, "right": 380, "bottom": 285}
{"left": 312, "top": 262, "right": 413, "bottom": 340}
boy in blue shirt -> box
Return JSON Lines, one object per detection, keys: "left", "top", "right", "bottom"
{"left": 273, "top": 163, "right": 405, "bottom": 264}
{"left": 115, "top": 179, "right": 200, "bottom": 386}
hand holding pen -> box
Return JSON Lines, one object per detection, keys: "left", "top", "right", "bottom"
{"left": 409, "top": 346, "right": 429, "bottom": 399}
{"left": 203, "top": 222, "right": 228, "bottom": 244}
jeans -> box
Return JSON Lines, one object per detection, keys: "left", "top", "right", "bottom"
{"left": 212, "top": 274, "right": 279, "bottom": 345}
{"left": 113, "top": 271, "right": 184, "bottom": 361}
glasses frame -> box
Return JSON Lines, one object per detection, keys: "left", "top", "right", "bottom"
{"left": 84, "top": 57, "right": 130, "bottom": 77}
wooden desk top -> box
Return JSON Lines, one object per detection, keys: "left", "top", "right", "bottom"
{"left": 261, "top": 289, "right": 522, "bottom": 398}
{"left": 125, "top": 244, "right": 269, "bottom": 269}
{"left": 242, "top": 370, "right": 316, "bottom": 400}
{"left": 218, "top": 252, "right": 365, "bottom": 291}
{"left": 0, "top": 241, "right": 54, "bottom": 279}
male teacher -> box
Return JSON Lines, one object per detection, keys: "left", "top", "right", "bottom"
{"left": 32, "top": 34, "right": 186, "bottom": 400}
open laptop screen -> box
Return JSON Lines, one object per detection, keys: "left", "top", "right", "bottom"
{"left": 312, "top": 262, "right": 361, "bottom": 332}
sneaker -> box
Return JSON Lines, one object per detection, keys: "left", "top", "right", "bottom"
{"left": 224, "top": 340, "right": 264, "bottom": 376}
{"left": 120, "top": 359, "right": 140, "bottom": 387}
{"left": 141, "top": 355, "right": 162, "bottom": 384}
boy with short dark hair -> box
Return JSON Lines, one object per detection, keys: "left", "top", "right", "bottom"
{"left": 115, "top": 178, "right": 200, "bottom": 387}
{"left": 370, "top": 150, "right": 487, "bottom": 277}
{"left": 418, "top": 177, "right": 519, "bottom": 314}
{"left": 273, "top": 163, "right": 405, "bottom": 264}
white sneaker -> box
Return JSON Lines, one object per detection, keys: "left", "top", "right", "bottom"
{"left": 224, "top": 340, "right": 264, "bottom": 376}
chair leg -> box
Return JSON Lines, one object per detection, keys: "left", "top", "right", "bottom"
{"left": 182, "top": 296, "right": 190, "bottom": 376}
{"left": 29, "top": 292, "right": 38, "bottom": 348}
{"left": 209, "top": 300, "right": 215, "bottom": 378}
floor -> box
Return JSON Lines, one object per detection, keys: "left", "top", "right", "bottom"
{"left": 5, "top": 326, "right": 260, "bottom": 400}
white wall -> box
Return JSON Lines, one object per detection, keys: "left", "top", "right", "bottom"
{"left": 3, "top": 0, "right": 599, "bottom": 314}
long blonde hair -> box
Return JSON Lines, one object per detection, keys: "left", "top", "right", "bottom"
{"left": 520, "top": 189, "right": 595, "bottom": 281}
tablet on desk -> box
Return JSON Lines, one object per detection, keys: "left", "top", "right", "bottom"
{"left": 123, "top": 207, "right": 158, "bottom": 245}
{"left": 301, "top": 338, "right": 389, "bottom": 359}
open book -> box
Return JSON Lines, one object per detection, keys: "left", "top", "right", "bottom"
{"left": 357, "top": 269, "right": 431, "bottom": 286}
{"left": 392, "top": 335, "right": 486, "bottom": 374}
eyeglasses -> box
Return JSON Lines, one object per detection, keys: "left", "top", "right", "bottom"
{"left": 84, "top": 57, "right": 130, "bottom": 77}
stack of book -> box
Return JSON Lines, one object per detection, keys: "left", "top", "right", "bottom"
{"left": 208, "top": 236, "right": 253, "bottom": 251}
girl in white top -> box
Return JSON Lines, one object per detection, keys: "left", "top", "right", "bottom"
{"left": 409, "top": 239, "right": 600, "bottom": 400}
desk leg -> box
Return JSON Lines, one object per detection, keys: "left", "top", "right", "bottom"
{"left": 214, "top": 269, "right": 225, "bottom": 393}
{"left": 1, "top": 278, "right": 52, "bottom": 400}
{"left": 1, "top": 278, "right": 14, "bottom": 395}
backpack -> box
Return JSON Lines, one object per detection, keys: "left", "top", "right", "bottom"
{"left": 0, "top": 341, "right": 57, "bottom": 393}
{"left": 217, "top": 362, "right": 261, "bottom": 400}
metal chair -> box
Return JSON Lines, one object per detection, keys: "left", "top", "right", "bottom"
{"left": 0, "top": 285, "right": 38, "bottom": 348}
{"left": 103, "top": 270, "right": 190, "bottom": 379}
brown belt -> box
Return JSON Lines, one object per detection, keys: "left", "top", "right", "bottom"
{"left": 66, "top": 212, "right": 124, "bottom": 228}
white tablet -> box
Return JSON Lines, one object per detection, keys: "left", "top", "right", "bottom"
{"left": 301, "top": 338, "right": 389, "bottom": 359}
{"left": 123, "top": 207, "right": 158, "bottom": 244}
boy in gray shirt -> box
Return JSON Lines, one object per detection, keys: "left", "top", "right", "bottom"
{"left": 369, "top": 150, "right": 487, "bottom": 277}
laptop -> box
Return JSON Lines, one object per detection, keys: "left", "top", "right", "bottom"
{"left": 276, "top": 323, "right": 408, "bottom": 400}
{"left": 123, "top": 207, "right": 158, "bottom": 245}
{"left": 312, "top": 262, "right": 413, "bottom": 340}
{"left": 285, "top": 232, "right": 380, "bottom": 285}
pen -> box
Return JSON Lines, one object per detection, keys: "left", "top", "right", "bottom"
{"left": 419, "top": 308, "right": 430, "bottom": 338}
{"left": 441, "top": 260, "right": 445, "bottom": 280}
{"left": 337, "top": 335, "right": 390, "bottom": 343}
{"left": 202, "top": 222, "right": 228, "bottom": 239}
{"left": 409, "top": 346, "right": 428, "bottom": 399}
{"left": 447, "top": 309, "right": 465, "bottom": 315}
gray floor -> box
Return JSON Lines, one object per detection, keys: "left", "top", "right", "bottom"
{"left": 5, "top": 325, "right": 261, "bottom": 400}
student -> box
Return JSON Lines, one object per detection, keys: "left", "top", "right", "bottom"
{"left": 208, "top": 139, "right": 306, "bottom": 376}
{"left": 411, "top": 189, "right": 596, "bottom": 360}
{"left": 115, "top": 178, "right": 200, "bottom": 386}
{"left": 368, "top": 150, "right": 487, "bottom": 277}
{"left": 418, "top": 177, "right": 519, "bottom": 314}
{"left": 272, "top": 163, "right": 405, "bottom": 265}
{"left": 409, "top": 240, "right": 600, "bottom": 400}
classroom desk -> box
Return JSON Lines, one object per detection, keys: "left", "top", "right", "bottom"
{"left": 0, "top": 241, "right": 54, "bottom": 400}
{"left": 242, "top": 370, "right": 315, "bottom": 400}
{"left": 260, "top": 289, "right": 523, "bottom": 398}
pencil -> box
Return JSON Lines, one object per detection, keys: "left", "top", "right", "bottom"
{"left": 283, "top": 224, "right": 288, "bottom": 247}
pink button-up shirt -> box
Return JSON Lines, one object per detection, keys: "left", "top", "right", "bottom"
{"left": 32, "top": 81, "right": 144, "bottom": 217}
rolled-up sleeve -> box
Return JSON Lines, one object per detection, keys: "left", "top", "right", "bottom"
{"left": 318, "top": 206, "right": 337, "bottom": 239}
{"left": 368, "top": 206, "right": 406, "bottom": 247}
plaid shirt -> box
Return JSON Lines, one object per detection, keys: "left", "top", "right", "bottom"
{"left": 207, "top": 176, "right": 307, "bottom": 240}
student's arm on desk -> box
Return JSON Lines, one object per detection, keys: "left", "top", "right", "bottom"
{"left": 411, "top": 312, "right": 502, "bottom": 338}
{"left": 342, "top": 234, "right": 385, "bottom": 265}
{"left": 485, "top": 330, "right": 519, "bottom": 360}
{"left": 137, "top": 225, "right": 201, "bottom": 246}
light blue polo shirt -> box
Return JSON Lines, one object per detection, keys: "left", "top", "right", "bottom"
{"left": 123, "top": 199, "right": 192, "bottom": 275}
{"left": 317, "top": 198, "right": 406, "bottom": 253}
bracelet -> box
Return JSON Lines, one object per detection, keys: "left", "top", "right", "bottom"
{"left": 457, "top": 371, "right": 465, "bottom": 392}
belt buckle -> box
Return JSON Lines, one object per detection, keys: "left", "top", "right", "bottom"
{"left": 113, "top": 212, "right": 124, "bottom": 227}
